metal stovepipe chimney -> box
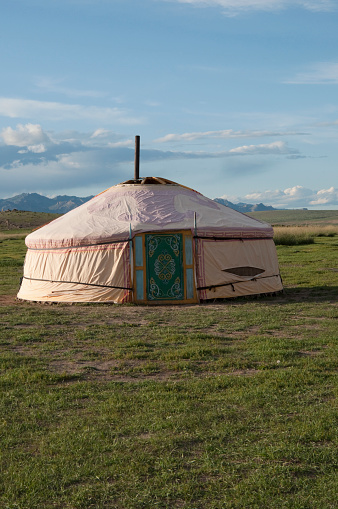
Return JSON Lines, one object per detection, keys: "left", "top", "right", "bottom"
{"left": 134, "top": 135, "right": 140, "bottom": 181}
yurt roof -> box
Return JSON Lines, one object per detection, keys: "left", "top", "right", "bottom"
{"left": 26, "top": 177, "right": 273, "bottom": 250}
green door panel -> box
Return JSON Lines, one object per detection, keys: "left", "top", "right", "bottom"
{"left": 146, "top": 234, "right": 184, "bottom": 301}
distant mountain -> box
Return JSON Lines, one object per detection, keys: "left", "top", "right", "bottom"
{"left": 0, "top": 193, "right": 94, "bottom": 214}
{"left": 0, "top": 192, "right": 277, "bottom": 214}
{"left": 214, "top": 198, "right": 277, "bottom": 213}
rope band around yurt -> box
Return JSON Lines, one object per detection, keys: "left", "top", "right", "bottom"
{"left": 27, "top": 238, "right": 130, "bottom": 251}
{"left": 22, "top": 276, "right": 132, "bottom": 291}
{"left": 197, "top": 273, "right": 282, "bottom": 292}
{"left": 27, "top": 235, "right": 272, "bottom": 251}
{"left": 193, "top": 236, "right": 271, "bottom": 241}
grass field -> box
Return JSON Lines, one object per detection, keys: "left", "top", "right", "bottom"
{"left": 249, "top": 209, "right": 338, "bottom": 226}
{"left": 0, "top": 209, "right": 60, "bottom": 232}
{"left": 0, "top": 212, "right": 337, "bottom": 508}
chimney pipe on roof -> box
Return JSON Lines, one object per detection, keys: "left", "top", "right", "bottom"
{"left": 134, "top": 135, "right": 140, "bottom": 181}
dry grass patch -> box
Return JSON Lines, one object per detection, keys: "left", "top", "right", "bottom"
{"left": 273, "top": 225, "right": 338, "bottom": 245}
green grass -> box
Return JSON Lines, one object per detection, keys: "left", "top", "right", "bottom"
{"left": 0, "top": 221, "right": 337, "bottom": 508}
{"left": 248, "top": 209, "right": 338, "bottom": 226}
{"left": 0, "top": 209, "right": 60, "bottom": 231}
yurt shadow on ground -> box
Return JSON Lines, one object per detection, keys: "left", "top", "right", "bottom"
{"left": 18, "top": 177, "right": 283, "bottom": 305}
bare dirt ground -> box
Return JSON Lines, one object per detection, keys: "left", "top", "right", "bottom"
{"left": 0, "top": 294, "right": 17, "bottom": 305}
{"left": 2, "top": 288, "right": 336, "bottom": 383}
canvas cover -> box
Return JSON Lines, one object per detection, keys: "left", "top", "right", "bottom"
{"left": 18, "top": 181, "right": 282, "bottom": 303}
{"left": 19, "top": 242, "right": 131, "bottom": 303}
{"left": 196, "top": 238, "right": 283, "bottom": 300}
{"left": 25, "top": 184, "right": 273, "bottom": 250}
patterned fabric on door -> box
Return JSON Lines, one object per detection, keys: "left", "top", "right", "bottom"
{"left": 146, "top": 234, "right": 184, "bottom": 300}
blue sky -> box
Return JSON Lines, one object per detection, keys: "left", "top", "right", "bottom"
{"left": 1, "top": 0, "right": 337, "bottom": 209}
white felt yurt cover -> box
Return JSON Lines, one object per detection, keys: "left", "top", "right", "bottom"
{"left": 25, "top": 182, "right": 273, "bottom": 249}
{"left": 18, "top": 179, "right": 282, "bottom": 303}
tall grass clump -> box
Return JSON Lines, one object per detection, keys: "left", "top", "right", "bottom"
{"left": 273, "top": 226, "right": 338, "bottom": 246}
{"left": 273, "top": 228, "right": 314, "bottom": 246}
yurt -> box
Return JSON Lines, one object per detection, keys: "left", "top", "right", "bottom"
{"left": 18, "top": 139, "right": 283, "bottom": 304}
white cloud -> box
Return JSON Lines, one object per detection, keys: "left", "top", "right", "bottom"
{"left": 0, "top": 125, "right": 137, "bottom": 170}
{"left": 89, "top": 129, "right": 133, "bottom": 147}
{"left": 221, "top": 185, "right": 338, "bottom": 208}
{"left": 0, "top": 124, "right": 301, "bottom": 167}
{"left": 310, "top": 186, "right": 337, "bottom": 205}
{"left": 0, "top": 124, "right": 301, "bottom": 169}
{"left": 24, "top": 0, "right": 336, "bottom": 12}
{"left": 49, "top": 128, "right": 128, "bottom": 148}
{"left": 0, "top": 125, "right": 305, "bottom": 198}
{"left": 0, "top": 154, "right": 128, "bottom": 198}
{"left": 1, "top": 124, "right": 51, "bottom": 153}
{"left": 167, "top": 0, "right": 335, "bottom": 15}
{"left": 155, "top": 129, "right": 307, "bottom": 143}
{"left": 285, "top": 62, "right": 338, "bottom": 85}
{"left": 0, "top": 126, "right": 335, "bottom": 208}
{"left": 90, "top": 128, "right": 111, "bottom": 139}
{"left": 0, "top": 136, "right": 134, "bottom": 197}
{"left": 0, "top": 97, "right": 144, "bottom": 125}
{"left": 151, "top": 141, "right": 299, "bottom": 158}
{"left": 108, "top": 140, "right": 134, "bottom": 148}
{"left": 27, "top": 144, "right": 47, "bottom": 154}
{"left": 228, "top": 141, "right": 297, "bottom": 155}
{"left": 2, "top": 123, "right": 50, "bottom": 147}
